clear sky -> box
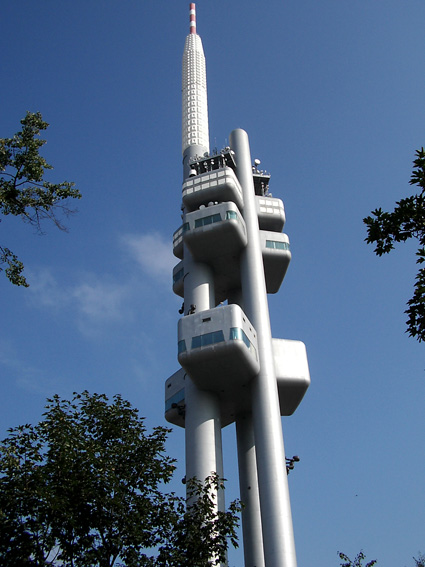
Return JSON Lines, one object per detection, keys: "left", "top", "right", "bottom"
{"left": 1, "top": 2, "right": 425, "bottom": 566}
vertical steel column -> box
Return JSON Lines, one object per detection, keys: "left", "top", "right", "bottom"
{"left": 230, "top": 129, "right": 297, "bottom": 567}
{"left": 229, "top": 288, "right": 265, "bottom": 567}
{"left": 236, "top": 413, "right": 265, "bottom": 567}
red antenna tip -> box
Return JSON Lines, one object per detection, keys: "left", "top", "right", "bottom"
{"left": 189, "top": 3, "right": 196, "bottom": 34}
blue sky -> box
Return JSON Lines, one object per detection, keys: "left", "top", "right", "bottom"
{"left": 1, "top": 1, "right": 425, "bottom": 566}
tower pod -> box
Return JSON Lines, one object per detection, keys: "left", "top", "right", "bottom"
{"left": 172, "top": 261, "right": 184, "bottom": 297}
{"left": 182, "top": 167, "right": 244, "bottom": 212}
{"left": 255, "top": 195, "right": 286, "bottom": 232}
{"left": 165, "top": 338, "right": 310, "bottom": 428}
{"left": 178, "top": 304, "right": 259, "bottom": 391}
{"left": 172, "top": 228, "right": 291, "bottom": 299}
{"left": 183, "top": 201, "right": 247, "bottom": 261}
{"left": 260, "top": 230, "right": 291, "bottom": 293}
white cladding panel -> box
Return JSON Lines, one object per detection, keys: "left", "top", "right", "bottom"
{"left": 182, "top": 34, "right": 209, "bottom": 153}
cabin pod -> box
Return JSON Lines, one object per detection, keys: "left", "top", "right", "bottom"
{"left": 182, "top": 166, "right": 244, "bottom": 212}
{"left": 178, "top": 303, "right": 259, "bottom": 391}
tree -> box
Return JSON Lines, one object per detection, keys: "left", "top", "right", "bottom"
{"left": 338, "top": 550, "right": 425, "bottom": 567}
{"left": 364, "top": 148, "right": 425, "bottom": 342}
{"left": 338, "top": 551, "right": 377, "bottom": 567}
{"left": 156, "top": 474, "right": 240, "bottom": 567}
{"left": 0, "top": 112, "right": 81, "bottom": 286}
{"left": 413, "top": 553, "right": 425, "bottom": 567}
{"left": 0, "top": 391, "right": 240, "bottom": 566}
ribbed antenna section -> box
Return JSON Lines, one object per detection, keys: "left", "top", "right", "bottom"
{"left": 182, "top": 4, "right": 209, "bottom": 155}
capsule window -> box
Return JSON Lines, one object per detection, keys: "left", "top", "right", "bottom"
{"left": 173, "top": 268, "right": 184, "bottom": 284}
{"left": 265, "top": 240, "right": 290, "bottom": 251}
{"left": 229, "top": 327, "right": 252, "bottom": 350}
{"left": 191, "top": 330, "right": 225, "bottom": 349}
{"left": 194, "top": 213, "right": 222, "bottom": 228}
{"left": 225, "top": 210, "right": 238, "bottom": 220}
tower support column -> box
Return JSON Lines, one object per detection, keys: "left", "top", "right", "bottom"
{"left": 185, "top": 381, "right": 223, "bottom": 491}
{"left": 236, "top": 412, "right": 265, "bottom": 567}
{"left": 230, "top": 128, "right": 297, "bottom": 567}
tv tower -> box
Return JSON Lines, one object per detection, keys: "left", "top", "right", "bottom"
{"left": 165, "top": 5, "right": 310, "bottom": 567}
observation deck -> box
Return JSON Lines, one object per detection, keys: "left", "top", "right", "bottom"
{"left": 177, "top": 304, "right": 259, "bottom": 392}
{"left": 165, "top": 337, "right": 310, "bottom": 428}
{"left": 260, "top": 230, "right": 291, "bottom": 294}
{"left": 182, "top": 166, "right": 244, "bottom": 212}
{"left": 273, "top": 339, "right": 311, "bottom": 417}
{"left": 172, "top": 261, "right": 185, "bottom": 297}
{"left": 173, "top": 149, "right": 291, "bottom": 299}
{"left": 172, "top": 230, "right": 291, "bottom": 300}
{"left": 173, "top": 202, "right": 247, "bottom": 261}
{"left": 256, "top": 195, "right": 286, "bottom": 232}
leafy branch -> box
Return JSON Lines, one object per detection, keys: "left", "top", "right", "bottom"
{"left": 364, "top": 148, "right": 425, "bottom": 341}
{"left": 338, "top": 550, "right": 377, "bottom": 567}
{"left": 0, "top": 111, "right": 81, "bottom": 286}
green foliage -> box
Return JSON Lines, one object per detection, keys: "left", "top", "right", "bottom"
{"left": 364, "top": 148, "right": 425, "bottom": 341}
{"left": 338, "top": 550, "right": 377, "bottom": 567}
{"left": 0, "top": 391, "right": 240, "bottom": 567}
{"left": 0, "top": 245, "right": 28, "bottom": 286}
{"left": 413, "top": 553, "right": 425, "bottom": 567}
{"left": 338, "top": 550, "right": 425, "bottom": 567}
{"left": 156, "top": 474, "right": 240, "bottom": 567}
{"left": 0, "top": 111, "right": 81, "bottom": 286}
